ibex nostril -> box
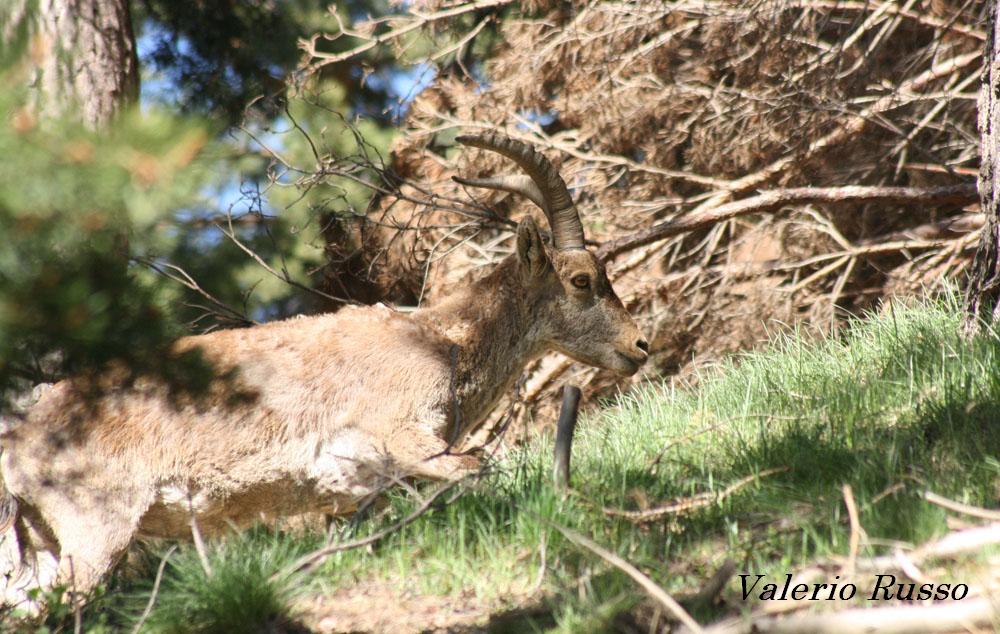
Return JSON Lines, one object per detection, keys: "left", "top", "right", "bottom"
{"left": 636, "top": 339, "right": 649, "bottom": 353}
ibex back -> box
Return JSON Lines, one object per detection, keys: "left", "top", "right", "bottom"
{"left": 0, "top": 134, "right": 647, "bottom": 603}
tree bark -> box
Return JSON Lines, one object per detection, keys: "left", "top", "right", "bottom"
{"left": 8, "top": 0, "right": 140, "bottom": 129}
{"left": 963, "top": 0, "right": 1000, "bottom": 334}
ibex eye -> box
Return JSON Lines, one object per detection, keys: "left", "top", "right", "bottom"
{"left": 571, "top": 275, "right": 591, "bottom": 289}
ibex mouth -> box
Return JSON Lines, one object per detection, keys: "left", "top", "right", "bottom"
{"left": 614, "top": 351, "right": 647, "bottom": 376}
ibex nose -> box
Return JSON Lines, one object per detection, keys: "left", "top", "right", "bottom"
{"left": 635, "top": 339, "right": 649, "bottom": 354}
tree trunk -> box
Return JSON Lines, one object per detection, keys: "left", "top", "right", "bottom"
{"left": 963, "top": 0, "right": 1000, "bottom": 335}
{"left": 9, "top": 0, "right": 140, "bottom": 129}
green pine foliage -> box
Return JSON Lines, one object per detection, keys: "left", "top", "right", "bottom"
{"left": 0, "top": 7, "right": 399, "bottom": 403}
{"left": 0, "top": 60, "right": 229, "bottom": 404}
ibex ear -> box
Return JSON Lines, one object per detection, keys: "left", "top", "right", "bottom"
{"left": 516, "top": 216, "right": 549, "bottom": 278}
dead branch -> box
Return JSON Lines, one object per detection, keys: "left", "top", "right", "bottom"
{"left": 687, "top": 559, "right": 737, "bottom": 609}
{"left": 727, "top": 51, "right": 982, "bottom": 194}
{"left": 220, "top": 214, "right": 360, "bottom": 306}
{"left": 553, "top": 523, "right": 705, "bottom": 633}
{"left": 130, "top": 545, "right": 177, "bottom": 634}
{"left": 603, "top": 467, "right": 787, "bottom": 523}
{"left": 697, "top": 597, "right": 996, "bottom": 634}
{"left": 598, "top": 185, "right": 978, "bottom": 260}
{"left": 923, "top": 490, "right": 1000, "bottom": 521}
{"left": 136, "top": 257, "right": 258, "bottom": 329}
{"left": 851, "top": 523, "right": 1000, "bottom": 573}
{"left": 791, "top": 0, "right": 986, "bottom": 41}
{"left": 301, "top": 0, "right": 512, "bottom": 74}
{"left": 272, "top": 479, "right": 462, "bottom": 581}
{"left": 841, "top": 484, "right": 864, "bottom": 574}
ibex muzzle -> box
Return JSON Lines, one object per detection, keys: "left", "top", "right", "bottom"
{"left": 0, "top": 133, "right": 646, "bottom": 604}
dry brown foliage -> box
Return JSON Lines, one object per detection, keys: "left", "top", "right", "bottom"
{"left": 304, "top": 0, "right": 987, "bottom": 431}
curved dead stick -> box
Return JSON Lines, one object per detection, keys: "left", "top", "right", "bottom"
{"left": 553, "top": 523, "right": 705, "bottom": 633}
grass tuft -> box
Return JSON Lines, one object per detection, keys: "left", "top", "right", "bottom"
{"left": 135, "top": 528, "right": 313, "bottom": 634}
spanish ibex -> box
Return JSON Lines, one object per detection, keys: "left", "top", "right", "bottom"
{"left": 0, "top": 134, "right": 648, "bottom": 603}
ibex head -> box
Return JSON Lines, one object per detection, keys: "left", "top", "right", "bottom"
{"left": 454, "top": 134, "right": 648, "bottom": 375}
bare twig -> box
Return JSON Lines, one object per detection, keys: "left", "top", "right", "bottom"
{"left": 302, "top": 0, "right": 512, "bottom": 73}
{"left": 189, "top": 514, "right": 212, "bottom": 577}
{"left": 923, "top": 490, "right": 1000, "bottom": 521}
{"left": 219, "top": 215, "right": 358, "bottom": 306}
{"left": 603, "top": 467, "right": 788, "bottom": 523}
{"left": 131, "top": 545, "right": 177, "bottom": 634}
{"left": 272, "top": 479, "right": 463, "bottom": 581}
{"left": 136, "top": 257, "right": 257, "bottom": 328}
{"left": 598, "top": 185, "right": 978, "bottom": 260}
{"left": 841, "top": 484, "right": 864, "bottom": 574}
{"left": 553, "top": 523, "right": 705, "bottom": 633}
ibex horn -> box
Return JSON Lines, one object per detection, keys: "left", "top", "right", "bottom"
{"left": 553, "top": 384, "right": 582, "bottom": 490}
{"left": 453, "top": 133, "right": 586, "bottom": 250}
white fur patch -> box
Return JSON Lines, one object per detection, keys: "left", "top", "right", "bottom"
{"left": 306, "top": 430, "right": 383, "bottom": 498}
{"left": 1, "top": 528, "right": 58, "bottom": 613}
{"left": 156, "top": 482, "right": 211, "bottom": 513}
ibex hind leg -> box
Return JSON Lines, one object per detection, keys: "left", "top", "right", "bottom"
{"left": 0, "top": 506, "right": 59, "bottom": 615}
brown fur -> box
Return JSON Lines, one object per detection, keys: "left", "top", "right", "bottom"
{"left": 0, "top": 217, "right": 646, "bottom": 602}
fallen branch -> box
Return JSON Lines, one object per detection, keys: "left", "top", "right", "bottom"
{"left": 841, "top": 484, "right": 864, "bottom": 574}
{"left": 130, "top": 545, "right": 177, "bottom": 634}
{"left": 908, "top": 522, "right": 1000, "bottom": 561}
{"left": 698, "top": 596, "right": 996, "bottom": 634}
{"left": 552, "top": 523, "right": 705, "bottom": 633}
{"left": 603, "top": 467, "right": 787, "bottom": 523}
{"left": 923, "top": 490, "right": 1000, "bottom": 522}
{"left": 271, "top": 479, "right": 461, "bottom": 581}
{"left": 598, "top": 184, "right": 977, "bottom": 260}
{"left": 687, "top": 559, "right": 737, "bottom": 609}
{"left": 689, "top": 526, "right": 1000, "bottom": 633}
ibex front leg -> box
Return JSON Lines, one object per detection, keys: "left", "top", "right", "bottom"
{"left": 410, "top": 450, "right": 480, "bottom": 481}
{"left": 393, "top": 423, "right": 480, "bottom": 482}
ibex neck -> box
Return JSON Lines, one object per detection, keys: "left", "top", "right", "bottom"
{"left": 415, "top": 258, "right": 544, "bottom": 430}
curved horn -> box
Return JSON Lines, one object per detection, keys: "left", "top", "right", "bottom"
{"left": 453, "top": 174, "right": 546, "bottom": 211}
{"left": 454, "top": 133, "right": 585, "bottom": 250}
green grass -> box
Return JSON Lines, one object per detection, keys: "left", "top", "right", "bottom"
{"left": 134, "top": 529, "right": 314, "bottom": 634}
{"left": 36, "top": 296, "right": 1000, "bottom": 632}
